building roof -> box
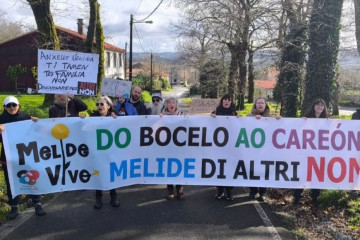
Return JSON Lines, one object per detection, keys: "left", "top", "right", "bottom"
{"left": 254, "top": 80, "right": 276, "bottom": 89}
{"left": 56, "top": 26, "right": 125, "bottom": 53}
{"left": 0, "top": 26, "right": 125, "bottom": 53}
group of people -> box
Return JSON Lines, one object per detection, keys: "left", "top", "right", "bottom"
{"left": 0, "top": 85, "right": 332, "bottom": 224}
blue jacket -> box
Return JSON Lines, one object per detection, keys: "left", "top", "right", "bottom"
{"left": 114, "top": 99, "right": 138, "bottom": 116}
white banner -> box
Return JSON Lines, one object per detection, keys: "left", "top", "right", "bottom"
{"left": 37, "top": 49, "right": 99, "bottom": 95}
{"left": 3, "top": 116, "right": 360, "bottom": 197}
{"left": 100, "top": 78, "right": 132, "bottom": 98}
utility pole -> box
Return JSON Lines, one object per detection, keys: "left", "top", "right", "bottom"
{"left": 129, "top": 14, "right": 133, "bottom": 81}
{"left": 124, "top": 42, "right": 127, "bottom": 79}
{"left": 150, "top": 53, "right": 153, "bottom": 92}
{"left": 129, "top": 14, "right": 153, "bottom": 82}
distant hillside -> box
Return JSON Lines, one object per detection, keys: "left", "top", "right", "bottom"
{"left": 131, "top": 52, "right": 179, "bottom": 63}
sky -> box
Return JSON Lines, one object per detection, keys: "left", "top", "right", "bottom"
{"left": 0, "top": 0, "right": 179, "bottom": 52}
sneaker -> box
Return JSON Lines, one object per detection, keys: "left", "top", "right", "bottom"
{"left": 226, "top": 190, "right": 233, "bottom": 201}
{"left": 35, "top": 203, "right": 46, "bottom": 216}
{"left": 7, "top": 206, "right": 18, "bottom": 220}
{"left": 110, "top": 199, "right": 120, "bottom": 207}
{"left": 94, "top": 199, "right": 103, "bottom": 209}
{"left": 248, "top": 194, "right": 256, "bottom": 201}
{"left": 215, "top": 189, "right": 225, "bottom": 200}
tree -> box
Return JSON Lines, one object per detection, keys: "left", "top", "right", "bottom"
{"left": 0, "top": 11, "right": 24, "bottom": 44}
{"left": 199, "top": 59, "right": 227, "bottom": 98}
{"left": 355, "top": 0, "right": 360, "bottom": 55}
{"left": 94, "top": 1, "right": 104, "bottom": 94}
{"left": 27, "top": 0, "right": 59, "bottom": 106}
{"left": 275, "top": 0, "right": 309, "bottom": 117}
{"left": 6, "top": 64, "right": 27, "bottom": 94}
{"left": 302, "top": 0, "right": 344, "bottom": 113}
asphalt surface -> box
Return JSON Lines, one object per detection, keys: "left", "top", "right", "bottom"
{"left": 0, "top": 87, "right": 300, "bottom": 239}
{"left": 0, "top": 185, "right": 295, "bottom": 240}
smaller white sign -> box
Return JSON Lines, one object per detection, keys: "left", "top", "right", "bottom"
{"left": 100, "top": 78, "right": 132, "bottom": 98}
{"left": 37, "top": 49, "right": 99, "bottom": 95}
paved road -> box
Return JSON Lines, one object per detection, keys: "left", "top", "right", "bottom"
{"left": 0, "top": 186, "right": 294, "bottom": 240}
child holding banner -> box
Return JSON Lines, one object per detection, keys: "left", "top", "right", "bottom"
{"left": 0, "top": 96, "right": 46, "bottom": 219}
{"left": 161, "top": 96, "right": 185, "bottom": 200}
{"left": 88, "top": 96, "right": 120, "bottom": 209}
{"left": 294, "top": 98, "right": 328, "bottom": 205}
{"left": 211, "top": 93, "right": 238, "bottom": 201}
{"left": 248, "top": 97, "right": 271, "bottom": 202}
{"left": 49, "top": 94, "right": 88, "bottom": 118}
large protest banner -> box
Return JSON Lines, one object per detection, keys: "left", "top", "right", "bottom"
{"left": 2, "top": 116, "right": 360, "bottom": 197}
{"left": 37, "top": 49, "right": 99, "bottom": 95}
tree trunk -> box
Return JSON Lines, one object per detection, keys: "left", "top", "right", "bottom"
{"left": 85, "top": 0, "right": 97, "bottom": 53}
{"left": 227, "top": 43, "right": 238, "bottom": 95}
{"left": 95, "top": 2, "right": 104, "bottom": 94}
{"left": 27, "top": 0, "right": 59, "bottom": 106}
{"left": 275, "top": 0, "right": 307, "bottom": 117}
{"left": 237, "top": 43, "right": 247, "bottom": 110}
{"left": 302, "top": 0, "right": 344, "bottom": 113}
{"left": 247, "top": 46, "right": 254, "bottom": 103}
{"left": 354, "top": 0, "right": 360, "bottom": 56}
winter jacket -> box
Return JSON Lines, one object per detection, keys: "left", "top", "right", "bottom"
{"left": 49, "top": 97, "right": 88, "bottom": 118}
{"left": 212, "top": 106, "right": 238, "bottom": 116}
{"left": 162, "top": 108, "right": 183, "bottom": 116}
{"left": 130, "top": 100, "right": 148, "bottom": 115}
{"left": 114, "top": 99, "right": 138, "bottom": 116}
{"left": 0, "top": 111, "right": 31, "bottom": 164}
{"left": 352, "top": 109, "right": 360, "bottom": 120}
{"left": 90, "top": 111, "right": 112, "bottom": 117}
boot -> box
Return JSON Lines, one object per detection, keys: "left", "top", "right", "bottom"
{"left": 176, "top": 186, "right": 184, "bottom": 200}
{"left": 167, "top": 185, "right": 175, "bottom": 200}
{"left": 94, "top": 196, "right": 103, "bottom": 209}
{"left": 34, "top": 203, "right": 46, "bottom": 216}
{"left": 7, "top": 206, "right": 18, "bottom": 220}
{"left": 110, "top": 196, "right": 120, "bottom": 207}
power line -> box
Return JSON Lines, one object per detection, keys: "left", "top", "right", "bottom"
{"left": 134, "top": 24, "right": 147, "bottom": 52}
{"left": 134, "top": 0, "right": 164, "bottom": 22}
{"left": 135, "top": 0, "right": 144, "bottom": 15}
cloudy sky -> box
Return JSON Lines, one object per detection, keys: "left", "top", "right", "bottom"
{"left": 0, "top": 0, "right": 179, "bottom": 52}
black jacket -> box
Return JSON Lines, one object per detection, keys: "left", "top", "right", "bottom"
{"left": 0, "top": 111, "right": 31, "bottom": 163}
{"left": 90, "top": 111, "right": 112, "bottom": 117}
{"left": 130, "top": 100, "right": 147, "bottom": 115}
{"left": 352, "top": 109, "right": 360, "bottom": 120}
{"left": 212, "top": 106, "right": 238, "bottom": 116}
{"left": 49, "top": 97, "right": 88, "bottom": 118}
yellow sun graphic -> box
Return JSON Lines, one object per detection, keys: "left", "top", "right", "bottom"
{"left": 51, "top": 124, "right": 70, "bottom": 140}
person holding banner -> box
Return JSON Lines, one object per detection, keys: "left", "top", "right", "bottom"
{"left": 129, "top": 86, "right": 148, "bottom": 115}
{"left": 0, "top": 96, "right": 46, "bottom": 219}
{"left": 247, "top": 97, "right": 271, "bottom": 202}
{"left": 148, "top": 92, "right": 164, "bottom": 115}
{"left": 49, "top": 94, "right": 88, "bottom": 118}
{"left": 114, "top": 95, "right": 138, "bottom": 116}
{"left": 294, "top": 98, "right": 328, "bottom": 205}
{"left": 89, "top": 96, "right": 120, "bottom": 209}
{"left": 161, "top": 96, "right": 185, "bottom": 200}
{"left": 211, "top": 93, "right": 238, "bottom": 201}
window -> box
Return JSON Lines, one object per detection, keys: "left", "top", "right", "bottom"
{"left": 119, "top": 53, "right": 122, "bottom": 67}
{"left": 106, "top": 52, "right": 110, "bottom": 67}
{"left": 113, "top": 52, "right": 117, "bottom": 67}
